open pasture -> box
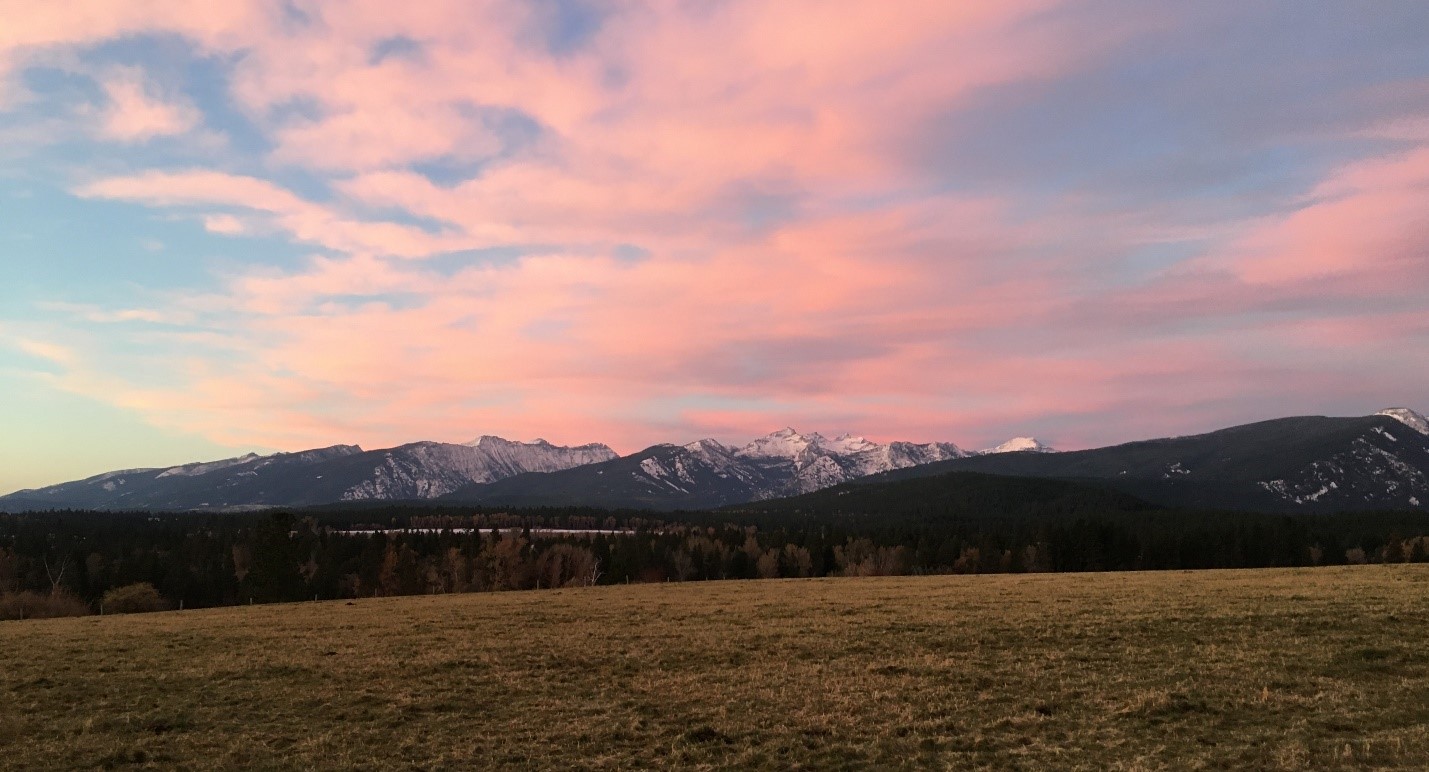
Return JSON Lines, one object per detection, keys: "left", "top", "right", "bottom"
{"left": 3, "top": 566, "right": 1429, "bottom": 770}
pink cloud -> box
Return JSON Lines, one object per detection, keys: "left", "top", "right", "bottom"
{"left": 202, "top": 213, "right": 248, "bottom": 235}
{"left": 1215, "top": 147, "right": 1429, "bottom": 287}
{"left": 76, "top": 170, "right": 481, "bottom": 258}
{"left": 1067, "top": 144, "right": 1429, "bottom": 336}
{"left": 11, "top": 1, "right": 1429, "bottom": 462}
{"left": 226, "top": 0, "right": 1091, "bottom": 223}
{"left": 95, "top": 66, "right": 199, "bottom": 141}
{"left": 0, "top": 1, "right": 261, "bottom": 50}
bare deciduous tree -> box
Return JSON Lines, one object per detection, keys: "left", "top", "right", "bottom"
{"left": 42, "top": 554, "right": 71, "bottom": 597}
{"left": 232, "top": 544, "right": 252, "bottom": 583}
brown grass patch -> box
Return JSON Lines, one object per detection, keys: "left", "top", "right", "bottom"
{"left": 2, "top": 565, "right": 1429, "bottom": 769}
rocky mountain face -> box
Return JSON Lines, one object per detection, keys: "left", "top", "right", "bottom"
{"left": 338, "top": 437, "right": 618, "bottom": 501}
{"left": 733, "top": 428, "right": 969, "bottom": 496}
{"left": 443, "top": 429, "right": 973, "bottom": 510}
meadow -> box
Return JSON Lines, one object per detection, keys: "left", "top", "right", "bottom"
{"left": 2, "top": 565, "right": 1429, "bottom": 770}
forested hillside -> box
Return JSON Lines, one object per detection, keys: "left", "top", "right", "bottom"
{"left": 4, "top": 470, "right": 1429, "bottom": 618}
{"left": 871, "top": 413, "right": 1429, "bottom": 512}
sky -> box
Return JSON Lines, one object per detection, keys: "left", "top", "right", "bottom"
{"left": 2, "top": 1, "right": 1429, "bottom": 493}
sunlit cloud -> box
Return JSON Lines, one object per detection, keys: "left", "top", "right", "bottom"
{"left": 95, "top": 66, "right": 200, "bottom": 142}
{"left": 201, "top": 214, "right": 247, "bottom": 235}
{"left": 77, "top": 170, "right": 478, "bottom": 258}
{"left": 2, "top": 0, "right": 1428, "bottom": 489}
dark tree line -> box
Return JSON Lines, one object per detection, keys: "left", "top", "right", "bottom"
{"left": 4, "top": 491, "right": 1429, "bottom": 618}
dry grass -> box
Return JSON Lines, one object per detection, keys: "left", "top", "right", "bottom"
{"left": 0, "top": 590, "right": 90, "bottom": 621}
{"left": 3, "top": 565, "right": 1429, "bottom": 770}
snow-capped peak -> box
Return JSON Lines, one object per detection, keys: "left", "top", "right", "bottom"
{"left": 464, "top": 435, "right": 553, "bottom": 449}
{"left": 1376, "top": 408, "right": 1429, "bottom": 436}
{"left": 982, "top": 437, "right": 1055, "bottom": 454}
{"left": 823, "top": 433, "right": 879, "bottom": 454}
{"left": 737, "top": 428, "right": 822, "bottom": 459}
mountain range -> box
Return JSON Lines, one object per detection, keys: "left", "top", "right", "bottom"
{"left": 1, "top": 428, "right": 1020, "bottom": 512}
{"left": 2, "top": 408, "right": 1426, "bottom": 513}
{"left": 442, "top": 429, "right": 973, "bottom": 510}
{"left": 0, "top": 436, "right": 616, "bottom": 511}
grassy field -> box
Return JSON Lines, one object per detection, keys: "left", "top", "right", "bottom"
{"left": 3, "top": 566, "right": 1429, "bottom": 770}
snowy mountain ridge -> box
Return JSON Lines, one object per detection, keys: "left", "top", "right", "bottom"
{"left": 6, "top": 407, "right": 1426, "bottom": 512}
{"left": 3, "top": 438, "right": 613, "bottom": 511}
{"left": 443, "top": 428, "right": 978, "bottom": 509}
{"left": 339, "top": 438, "right": 618, "bottom": 501}
{"left": 574, "top": 428, "right": 974, "bottom": 503}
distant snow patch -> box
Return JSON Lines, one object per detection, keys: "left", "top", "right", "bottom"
{"left": 981, "top": 437, "right": 1055, "bottom": 454}
{"left": 1376, "top": 408, "right": 1429, "bottom": 436}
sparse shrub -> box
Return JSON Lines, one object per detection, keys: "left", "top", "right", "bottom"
{"left": 101, "top": 582, "right": 169, "bottom": 614}
{"left": 1383, "top": 534, "right": 1406, "bottom": 563}
{"left": 780, "top": 544, "right": 813, "bottom": 577}
{"left": 833, "top": 539, "right": 911, "bottom": 577}
{"left": 0, "top": 590, "right": 90, "bottom": 621}
{"left": 755, "top": 550, "right": 780, "bottom": 579}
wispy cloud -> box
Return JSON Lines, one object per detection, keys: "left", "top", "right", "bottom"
{"left": 11, "top": 336, "right": 77, "bottom": 366}
{"left": 76, "top": 170, "right": 477, "bottom": 258}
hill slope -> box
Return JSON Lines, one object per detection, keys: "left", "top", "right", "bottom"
{"left": 873, "top": 412, "right": 1429, "bottom": 512}
{"left": 722, "top": 471, "right": 1156, "bottom": 528}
